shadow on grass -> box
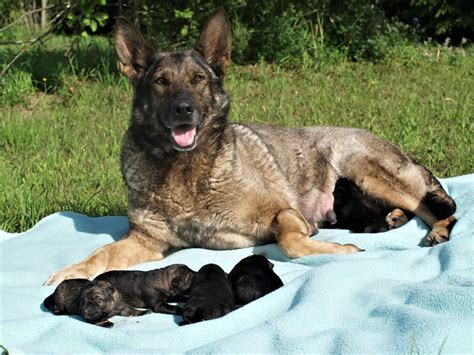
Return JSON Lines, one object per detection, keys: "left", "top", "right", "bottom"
{"left": 1, "top": 36, "right": 120, "bottom": 93}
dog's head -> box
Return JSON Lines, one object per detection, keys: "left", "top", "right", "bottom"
{"left": 79, "top": 280, "right": 123, "bottom": 322}
{"left": 162, "top": 264, "right": 196, "bottom": 296}
{"left": 115, "top": 9, "right": 232, "bottom": 152}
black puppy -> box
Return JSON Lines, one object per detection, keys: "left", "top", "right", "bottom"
{"left": 228, "top": 255, "right": 283, "bottom": 305}
{"left": 94, "top": 264, "right": 195, "bottom": 315}
{"left": 329, "top": 178, "right": 412, "bottom": 233}
{"left": 180, "top": 264, "right": 235, "bottom": 325}
{"left": 44, "top": 279, "right": 90, "bottom": 315}
{"left": 44, "top": 279, "right": 148, "bottom": 327}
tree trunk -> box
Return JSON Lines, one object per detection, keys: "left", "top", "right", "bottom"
{"left": 30, "top": 0, "right": 37, "bottom": 28}
{"left": 19, "top": 0, "right": 31, "bottom": 32}
{"left": 41, "top": 0, "right": 48, "bottom": 29}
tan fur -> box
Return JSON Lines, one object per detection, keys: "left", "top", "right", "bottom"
{"left": 385, "top": 208, "right": 409, "bottom": 229}
{"left": 426, "top": 216, "right": 457, "bottom": 246}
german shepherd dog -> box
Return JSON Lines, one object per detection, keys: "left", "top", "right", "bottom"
{"left": 46, "top": 9, "right": 456, "bottom": 285}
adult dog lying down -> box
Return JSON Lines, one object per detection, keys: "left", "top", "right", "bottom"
{"left": 46, "top": 9, "right": 456, "bottom": 285}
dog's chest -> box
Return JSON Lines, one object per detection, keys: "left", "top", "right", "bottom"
{"left": 123, "top": 127, "right": 298, "bottom": 248}
{"left": 146, "top": 159, "right": 283, "bottom": 246}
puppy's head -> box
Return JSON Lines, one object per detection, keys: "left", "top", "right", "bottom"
{"left": 163, "top": 264, "right": 196, "bottom": 296}
{"left": 44, "top": 278, "right": 90, "bottom": 315}
{"left": 115, "top": 9, "right": 232, "bottom": 152}
{"left": 79, "top": 280, "right": 122, "bottom": 322}
{"left": 230, "top": 254, "right": 274, "bottom": 276}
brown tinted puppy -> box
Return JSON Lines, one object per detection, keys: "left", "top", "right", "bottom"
{"left": 228, "top": 255, "right": 283, "bottom": 306}
{"left": 79, "top": 280, "right": 150, "bottom": 327}
{"left": 44, "top": 279, "right": 148, "bottom": 327}
{"left": 94, "top": 264, "right": 195, "bottom": 315}
{"left": 180, "top": 264, "right": 235, "bottom": 325}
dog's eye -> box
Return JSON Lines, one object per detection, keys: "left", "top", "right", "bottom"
{"left": 193, "top": 74, "right": 205, "bottom": 83}
{"left": 171, "top": 277, "right": 183, "bottom": 288}
{"left": 93, "top": 295, "right": 103, "bottom": 302}
{"left": 155, "top": 77, "right": 168, "bottom": 85}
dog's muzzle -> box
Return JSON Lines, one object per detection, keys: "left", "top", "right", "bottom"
{"left": 81, "top": 304, "right": 103, "bottom": 321}
{"left": 169, "top": 98, "right": 199, "bottom": 151}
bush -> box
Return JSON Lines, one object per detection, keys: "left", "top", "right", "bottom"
{"left": 382, "top": 0, "right": 474, "bottom": 44}
{"left": 2, "top": 1, "right": 472, "bottom": 72}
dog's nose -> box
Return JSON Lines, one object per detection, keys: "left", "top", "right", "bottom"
{"left": 172, "top": 99, "right": 195, "bottom": 118}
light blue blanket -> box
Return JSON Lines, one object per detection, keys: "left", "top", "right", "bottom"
{"left": 1, "top": 175, "right": 473, "bottom": 354}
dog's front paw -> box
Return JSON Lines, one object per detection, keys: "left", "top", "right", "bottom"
{"left": 425, "top": 228, "right": 449, "bottom": 246}
{"left": 44, "top": 265, "right": 93, "bottom": 285}
{"left": 339, "top": 243, "right": 365, "bottom": 253}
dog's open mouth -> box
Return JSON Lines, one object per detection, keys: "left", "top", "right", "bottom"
{"left": 171, "top": 124, "right": 197, "bottom": 151}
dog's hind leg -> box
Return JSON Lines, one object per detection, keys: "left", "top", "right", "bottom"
{"left": 346, "top": 161, "right": 456, "bottom": 246}
{"left": 45, "top": 230, "right": 168, "bottom": 285}
{"left": 275, "top": 209, "right": 362, "bottom": 258}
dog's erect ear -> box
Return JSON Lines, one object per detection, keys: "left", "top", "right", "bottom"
{"left": 115, "top": 17, "right": 153, "bottom": 84}
{"left": 195, "top": 9, "right": 232, "bottom": 76}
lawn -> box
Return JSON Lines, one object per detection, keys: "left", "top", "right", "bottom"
{"left": 1, "top": 37, "right": 473, "bottom": 233}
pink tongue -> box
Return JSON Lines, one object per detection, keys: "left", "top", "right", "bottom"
{"left": 172, "top": 126, "right": 196, "bottom": 147}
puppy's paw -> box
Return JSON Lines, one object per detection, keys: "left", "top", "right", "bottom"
{"left": 96, "top": 320, "right": 114, "bottom": 328}
{"left": 325, "top": 210, "right": 337, "bottom": 225}
{"left": 425, "top": 227, "right": 449, "bottom": 246}
{"left": 385, "top": 208, "right": 408, "bottom": 230}
{"left": 44, "top": 265, "right": 93, "bottom": 285}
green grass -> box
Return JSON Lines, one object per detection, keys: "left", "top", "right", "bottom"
{"left": 1, "top": 37, "right": 473, "bottom": 233}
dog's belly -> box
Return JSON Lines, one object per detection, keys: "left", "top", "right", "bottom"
{"left": 299, "top": 189, "right": 335, "bottom": 227}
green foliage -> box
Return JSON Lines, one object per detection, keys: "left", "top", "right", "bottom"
{"left": 0, "top": 0, "right": 19, "bottom": 27}
{"left": 13, "top": 0, "right": 465, "bottom": 65}
{"left": 410, "top": 0, "right": 474, "bottom": 38}
{"left": 2, "top": 1, "right": 473, "bottom": 67}
{"left": 64, "top": 0, "right": 109, "bottom": 36}
{"left": 0, "top": 344, "right": 9, "bottom": 355}
{"left": 173, "top": 8, "right": 197, "bottom": 38}
{"left": 132, "top": 0, "right": 417, "bottom": 65}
